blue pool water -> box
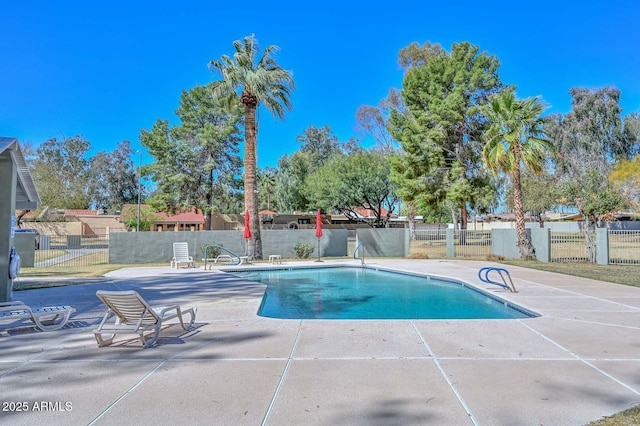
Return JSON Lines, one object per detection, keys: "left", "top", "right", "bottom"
{"left": 230, "top": 267, "right": 534, "bottom": 320}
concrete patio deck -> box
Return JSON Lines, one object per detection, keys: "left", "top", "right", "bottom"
{"left": 1, "top": 259, "right": 639, "bottom": 425}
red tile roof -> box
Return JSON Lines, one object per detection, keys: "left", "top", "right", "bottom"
{"left": 122, "top": 204, "right": 204, "bottom": 224}
{"left": 64, "top": 209, "right": 99, "bottom": 216}
{"left": 352, "top": 207, "right": 398, "bottom": 218}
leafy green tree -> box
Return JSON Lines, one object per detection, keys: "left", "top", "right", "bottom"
{"left": 140, "top": 84, "right": 243, "bottom": 229}
{"left": 389, "top": 41, "right": 502, "bottom": 231}
{"left": 389, "top": 151, "right": 431, "bottom": 238}
{"left": 547, "top": 86, "right": 638, "bottom": 261}
{"left": 258, "top": 167, "right": 277, "bottom": 211}
{"left": 610, "top": 154, "right": 640, "bottom": 209}
{"left": 297, "top": 126, "right": 343, "bottom": 169}
{"left": 121, "top": 205, "right": 158, "bottom": 231}
{"left": 397, "top": 41, "right": 445, "bottom": 70}
{"left": 89, "top": 140, "right": 143, "bottom": 213}
{"left": 274, "top": 126, "right": 356, "bottom": 213}
{"left": 559, "top": 169, "right": 626, "bottom": 262}
{"left": 505, "top": 169, "right": 558, "bottom": 228}
{"left": 275, "top": 152, "right": 311, "bottom": 212}
{"left": 32, "top": 135, "right": 92, "bottom": 209}
{"left": 622, "top": 112, "right": 640, "bottom": 156}
{"left": 209, "top": 34, "right": 295, "bottom": 259}
{"left": 547, "top": 87, "right": 634, "bottom": 178}
{"left": 274, "top": 157, "right": 297, "bottom": 213}
{"left": 482, "top": 91, "right": 553, "bottom": 259}
{"left": 305, "top": 150, "right": 398, "bottom": 227}
{"left": 355, "top": 89, "right": 403, "bottom": 154}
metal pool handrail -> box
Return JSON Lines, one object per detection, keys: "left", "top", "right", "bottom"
{"left": 203, "top": 244, "right": 243, "bottom": 268}
{"left": 354, "top": 241, "right": 366, "bottom": 267}
{"left": 478, "top": 267, "right": 517, "bottom": 293}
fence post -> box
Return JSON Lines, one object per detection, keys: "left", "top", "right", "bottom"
{"left": 446, "top": 228, "right": 454, "bottom": 258}
{"left": 531, "top": 228, "right": 551, "bottom": 263}
{"left": 596, "top": 228, "right": 609, "bottom": 265}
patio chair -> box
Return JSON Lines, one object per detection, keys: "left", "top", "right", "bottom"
{"left": 170, "top": 242, "right": 196, "bottom": 268}
{"left": 0, "top": 301, "right": 75, "bottom": 331}
{"left": 94, "top": 290, "right": 196, "bottom": 348}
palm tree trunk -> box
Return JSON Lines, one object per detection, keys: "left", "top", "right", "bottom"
{"left": 512, "top": 148, "right": 536, "bottom": 260}
{"left": 244, "top": 105, "right": 262, "bottom": 259}
{"left": 459, "top": 201, "right": 468, "bottom": 244}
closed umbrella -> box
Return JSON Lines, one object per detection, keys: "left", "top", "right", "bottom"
{"left": 244, "top": 211, "right": 251, "bottom": 258}
{"left": 315, "top": 210, "right": 323, "bottom": 262}
{"left": 243, "top": 211, "right": 251, "bottom": 239}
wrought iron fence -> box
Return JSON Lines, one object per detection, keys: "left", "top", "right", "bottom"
{"left": 608, "top": 230, "right": 640, "bottom": 265}
{"left": 550, "top": 231, "right": 589, "bottom": 262}
{"left": 454, "top": 230, "right": 492, "bottom": 258}
{"left": 34, "top": 234, "right": 109, "bottom": 267}
{"left": 411, "top": 229, "right": 447, "bottom": 258}
{"left": 410, "top": 229, "right": 492, "bottom": 258}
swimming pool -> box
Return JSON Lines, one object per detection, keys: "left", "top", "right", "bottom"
{"left": 230, "top": 267, "right": 535, "bottom": 320}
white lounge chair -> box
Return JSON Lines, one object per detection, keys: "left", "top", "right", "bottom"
{"left": 94, "top": 290, "right": 196, "bottom": 348}
{"left": 0, "top": 301, "right": 75, "bottom": 331}
{"left": 170, "top": 242, "right": 195, "bottom": 268}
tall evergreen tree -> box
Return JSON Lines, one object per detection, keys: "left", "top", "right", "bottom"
{"left": 140, "top": 84, "right": 242, "bottom": 229}
{"left": 389, "top": 41, "right": 502, "bottom": 231}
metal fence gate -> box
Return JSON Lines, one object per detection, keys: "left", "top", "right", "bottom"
{"left": 411, "top": 229, "right": 447, "bottom": 258}
{"left": 550, "top": 232, "right": 589, "bottom": 263}
{"left": 608, "top": 230, "right": 640, "bottom": 265}
{"left": 454, "top": 230, "right": 492, "bottom": 258}
{"left": 34, "top": 234, "right": 109, "bottom": 267}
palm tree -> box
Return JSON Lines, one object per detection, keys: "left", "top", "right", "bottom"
{"left": 482, "top": 90, "right": 553, "bottom": 259}
{"left": 209, "top": 35, "right": 295, "bottom": 259}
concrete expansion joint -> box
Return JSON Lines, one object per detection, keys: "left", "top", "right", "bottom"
{"left": 519, "top": 321, "right": 640, "bottom": 396}
{"left": 260, "top": 323, "right": 302, "bottom": 425}
{"left": 410, "top": 321, "right": 480, "bottom": 426}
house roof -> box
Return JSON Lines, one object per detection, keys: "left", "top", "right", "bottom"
{"left": 64, "top": 209, "right": 99, "bottom": 217}
{"left": 352, "top": 207, "right": 398, "bottom": 219}
{"left": 122, "top": 204, "right": 204, "bottom": 224}
{"left": 0, "top": 137, "right": 40, "bottom": 210}
{"left": 488, "top": 213, "right": 535, "bottom": 221}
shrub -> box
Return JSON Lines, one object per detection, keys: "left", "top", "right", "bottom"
{"left": 293, "top": 242, "right": 315, "bottom": 259}
{"left": 486, "top": 253, "right": 505, "bottom": 261}
{"left": 408, "top": 253, "right": 429, "bottom": 259}
{"left": 201, "top": 244, "right": 222, "bottom": 259}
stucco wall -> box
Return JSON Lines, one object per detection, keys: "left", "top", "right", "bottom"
{"left": 355, "top": 228, "right": 409, "bottom": 258}
{"left": 109, "top": 229, "right": 349, "bottom": 264}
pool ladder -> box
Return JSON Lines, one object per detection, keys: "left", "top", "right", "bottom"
{"left": 478, "top": 267, "right": 517, "bottom": 293}
{"left": 354, "top": 241, "right": 366, "bottom": 267}
{"left": 202, "top": 244, "right": 244, "bottom": 269}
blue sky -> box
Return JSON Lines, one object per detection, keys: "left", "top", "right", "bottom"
{"left": 2, "top": 1, "right": 639, "bottom": 169}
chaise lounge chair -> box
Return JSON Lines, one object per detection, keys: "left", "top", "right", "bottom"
{"left": 0, "top": 301, "right": 75, "bottom": 331}
{"left": 170, "top": 242, "right": 196, "bottom": 269}
{"left": 94, "top": 290, "right": 197, "bottom": 348}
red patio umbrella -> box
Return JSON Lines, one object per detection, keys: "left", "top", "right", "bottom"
{"left": 315, "top": 210, "right": 323, "bottom": 238}
{"left": 243, "top": 211, "right": 251, "bottom": 239}
{"left": 315, "top": 210, "right": 323, "bottom": 262}
{"left": 244, "top": 210, "right": 251, "bottom": 258}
